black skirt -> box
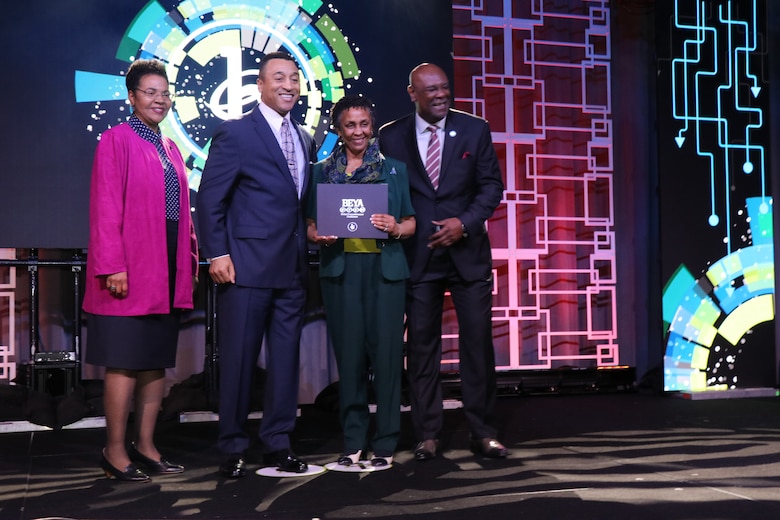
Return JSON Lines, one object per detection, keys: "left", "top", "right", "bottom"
{"left": 85, "top": 220, "right": 180, "bottom": 370}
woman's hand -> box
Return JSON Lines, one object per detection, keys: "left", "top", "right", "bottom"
{"left": 370, "top": 213, "right": 397, "bottom": 235}
{"left": 370, "top": 214, "right": 414, "bottom": 239}
{"left": 106, "top": 271, "right": 128, "bottom": 298}
{"left": 307, "top": 219, "right": 338, "bottom": 247}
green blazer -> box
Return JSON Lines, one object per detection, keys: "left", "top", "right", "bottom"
{"left": 307, "top": 156, "right": 414, "bottom": 281}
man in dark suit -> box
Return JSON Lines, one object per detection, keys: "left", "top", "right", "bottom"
{"left": 196, "top": 52, "right": 316, "bottom": 477}
{"left": 378, "top": 63, "right": 507, "bottom": 460}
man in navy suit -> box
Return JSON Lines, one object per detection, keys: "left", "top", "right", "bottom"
{"left": 378, "top": 63, "right": 507, "bottom": 460}
{"left": 196, "top": 52, "right": 316, "bottom": 477}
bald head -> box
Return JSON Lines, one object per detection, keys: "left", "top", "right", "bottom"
{"left": 407, "top": 63, "right": 451, "bottom": 124}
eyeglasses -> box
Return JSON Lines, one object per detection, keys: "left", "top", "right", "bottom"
{"left": 132, "top": 88, "right": 175, "bottom": 100}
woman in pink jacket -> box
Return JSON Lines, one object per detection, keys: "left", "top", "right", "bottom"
{"left": 82, "top": 59, "right": 198, "bottom": 482}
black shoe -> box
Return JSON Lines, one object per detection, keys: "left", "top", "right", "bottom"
{"left": 470, "top": 438, "right": 509, "bottom": 458}
{"left": 219, "top": 454, "right": 247, "bottom": 478}
{"left": 413, "top": 439, "right": 439, "bottom": 461}
{"left": 263, "top": 449, "right": 308, "bottom": 473}
{"left": 100, "top": 449, "right": 150, "bottom": 482}
{"left": 129, "top": 443, "right": 184, "bottom": 474}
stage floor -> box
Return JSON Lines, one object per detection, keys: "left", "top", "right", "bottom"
{"left": 2, "top": 391, "right": 780, "bottom": 520}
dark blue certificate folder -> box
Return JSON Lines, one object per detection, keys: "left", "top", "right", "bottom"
{"left": 317, "top": 183, "right": 388, "bottom": 239}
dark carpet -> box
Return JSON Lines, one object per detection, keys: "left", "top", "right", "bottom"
{"left": 2, "top": 391, "right": 780, "bottom": 519}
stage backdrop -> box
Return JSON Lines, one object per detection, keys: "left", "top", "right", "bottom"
{"left": 0, "top": 0, "right": 622, "bottom": 393}
{"left": 451, "top": 0, "right": 619, "bottom": 372}
{"left": 658, "top": 0, "right": 776, "bottom": 392}
{"left": 0, "top": 0, "right": 452, "bottom": 249}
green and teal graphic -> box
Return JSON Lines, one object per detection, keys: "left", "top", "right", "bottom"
{"left": 74, "top": 0, "right": 360, "bottom": 190}
{"left": 664, "top": 197, "right": 774, "bottom": 391}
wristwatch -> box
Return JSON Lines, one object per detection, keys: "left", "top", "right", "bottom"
{"left": 461, "top": 223, "right": 468, "bottom": 238}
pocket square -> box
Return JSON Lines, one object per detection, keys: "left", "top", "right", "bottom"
{"left": 461, "top": 151, "right": 471, "bottom": 159}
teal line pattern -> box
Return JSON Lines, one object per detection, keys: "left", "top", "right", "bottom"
{"left": 670, "top": 0, "right": 766, "bottom": 251}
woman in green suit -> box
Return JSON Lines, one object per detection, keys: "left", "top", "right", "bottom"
{"left": 307, "top": 95, "right": 415, "bottom": 467}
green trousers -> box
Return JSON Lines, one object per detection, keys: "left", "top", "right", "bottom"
{"left": 320, "top": 253, "right": 405, "bottom": 455}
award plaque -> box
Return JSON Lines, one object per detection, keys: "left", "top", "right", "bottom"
{"left": 316, "top": 183, "right": 388, "bottom": 239}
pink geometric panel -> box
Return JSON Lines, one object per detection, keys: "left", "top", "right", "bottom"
{"left": 452, "top": 0, "right": 619, "bottom": 370}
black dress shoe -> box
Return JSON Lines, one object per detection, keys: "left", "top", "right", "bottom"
{"left": 413, "top": 439, "right": 439, "bottom": 461}
{"left": 263, "top": 449, "right": 308, "bottom": 473}
{"left": 100, "top": 449, "right": 150, "bottom": 482}
{"left": 129, "top": 443, "right": 184, "bottom": 474}
{"left": 220, "top": 454, "right": 247, "bottom": 478}
{"left": 470, "top": 438, "right": 509, "bottom": 458}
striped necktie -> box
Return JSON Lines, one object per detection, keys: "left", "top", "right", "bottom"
{"left": 425, "top": 125, "right": 441, "bottom": 189}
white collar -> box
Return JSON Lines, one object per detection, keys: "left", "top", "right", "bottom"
{"left": 415, "top": 112, "right": 446, "bottom": 135}
{"left": 258, "top": 101, "right": 290, "bottom": 131}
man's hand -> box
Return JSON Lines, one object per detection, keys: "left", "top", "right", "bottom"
{"left": 427, "top": 218, "right": 464, "bottom": 249}
{"left": 209, "top": 256, "right": 236, "bottom": 284}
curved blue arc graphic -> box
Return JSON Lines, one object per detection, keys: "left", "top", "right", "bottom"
{"left": 74, "top": 0, "right": 361, "bottom": 190}
{"left": 664, "top": 197, "right": 774, "bottom": 392}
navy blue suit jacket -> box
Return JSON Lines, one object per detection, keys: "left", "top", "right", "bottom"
{"left": 196, "top": 106, "right": 316, "bottom": 288}
{"left": 378, "top": 109, "right": 504, "bottom": 282}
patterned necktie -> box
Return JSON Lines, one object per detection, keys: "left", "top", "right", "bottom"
{"left": 281, "top": 118, "right": 299, "bottom": 194}
{"left": 425, "top": 125, "right": 441, "bottom": 189}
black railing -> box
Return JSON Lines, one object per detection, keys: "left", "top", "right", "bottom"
{"left": 0, "top": 251, "right": 218, "bottom": 398}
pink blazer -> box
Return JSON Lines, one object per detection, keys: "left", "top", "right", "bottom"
{"left": 82, "top": 123, "right": 198, "bottom": 316}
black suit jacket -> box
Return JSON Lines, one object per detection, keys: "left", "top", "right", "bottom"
{"left": 378, "top": 109, "right": 504, "bottom": 282}
{"left": 196, "top": 106, "right": 316, "bottom": 288}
